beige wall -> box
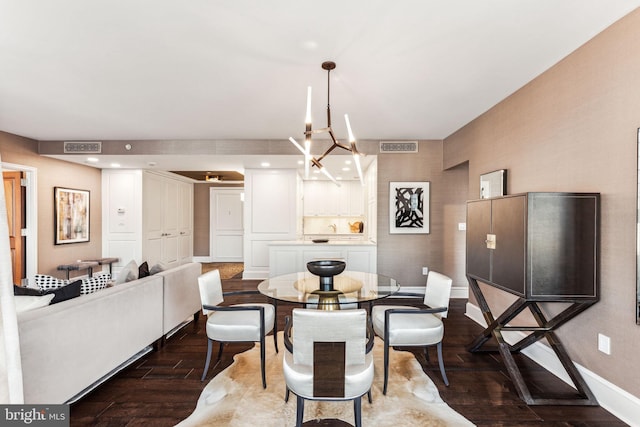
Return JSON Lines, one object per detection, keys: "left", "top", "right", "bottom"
{"left": 444, "top": 9, "right": 640, "bottom": 397}
{"left": 376, "top": 141, "right": 468, "bottom": 288}
{"left": 0, "top": 131, "right": 103, "bottom": 279}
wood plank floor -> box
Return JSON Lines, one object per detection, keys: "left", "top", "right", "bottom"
{"left": 69, "top": 278, "right": 628, "bottom": 426}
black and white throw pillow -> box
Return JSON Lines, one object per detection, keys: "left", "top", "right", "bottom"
{"left": 80, "top": 274, "right": 111, "bottom": 295}
{"left": 35, "top": 274, "right": 69, "bottom": 291}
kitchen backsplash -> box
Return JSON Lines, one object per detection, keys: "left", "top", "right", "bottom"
{"left": 303, "top": 216, "right": 365, "bottom": 235}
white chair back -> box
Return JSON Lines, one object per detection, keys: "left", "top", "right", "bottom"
{"left": 423, "top": 271, "right": 453, "bottom": 319}
{"left": 292, "top": 308, "right": 367, "bottom": 367}
{"left": 198, "top": 270, "right": 224, "bottom": 316}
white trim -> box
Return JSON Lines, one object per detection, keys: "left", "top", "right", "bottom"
{"left": 465, "top": 302, "right": 640, "bottom": 427}
{"left": 1, "top": 162, "right": 38, "bottom": 285}
{"left": 451, "top": 285, "right": 468, "bottom": 299}
{"left": 192, "top": 256, "right": 214, "bottom": 263}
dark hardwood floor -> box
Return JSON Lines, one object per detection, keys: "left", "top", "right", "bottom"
{"left": 70, "top": 278, "right": 628, "bottom": 426}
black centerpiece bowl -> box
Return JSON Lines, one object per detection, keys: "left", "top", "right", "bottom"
{"left": 306, "top": 259, "right": 346, "bottom": 291}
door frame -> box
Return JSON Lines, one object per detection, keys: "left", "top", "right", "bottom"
{"left": 1, "top": 162, "right": 38, "bottom": 284}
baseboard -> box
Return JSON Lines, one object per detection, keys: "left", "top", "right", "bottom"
{"left": 192, "top": 256, "right": 213, "bottom": 263}
{"left": 241, "top": 270, "right": 269, "bottom": 280}
{"left": 451, "top": 285, "right": 468, "bottom": 299}
{"left": 465, "top": 302, "right": 640, "bottom": 427}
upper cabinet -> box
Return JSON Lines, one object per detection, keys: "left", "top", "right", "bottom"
{"left": 303, "top": 180, "right": 365, "bottom": 216}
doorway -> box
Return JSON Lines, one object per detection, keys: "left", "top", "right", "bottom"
{"left": 209, "top": 188, "right": 244, "bottom": 262}
{"left": 1, "top": 162, "right": 37, "bottom": 285}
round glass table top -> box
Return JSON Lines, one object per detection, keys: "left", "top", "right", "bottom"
{"left": 257, "top": 271, "right": 400, "bottom": 306}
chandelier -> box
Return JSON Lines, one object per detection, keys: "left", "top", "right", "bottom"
{"left": 289, "top": 61, "right": 365, "bottom": 186}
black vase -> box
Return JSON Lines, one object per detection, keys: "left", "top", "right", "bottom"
{"left": 306, "top": 260, "right": 346, "bottom": 291}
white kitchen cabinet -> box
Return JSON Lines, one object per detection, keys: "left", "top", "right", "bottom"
{"left": 303, "top": 180, "right": 364, "bottom": 216}
{"left": 102, "top": 170, "right": 193, "bottom": 276}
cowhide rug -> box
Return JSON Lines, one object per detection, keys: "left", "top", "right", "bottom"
{"left": 178, "top": 333, "right": 474, "bottom": 426}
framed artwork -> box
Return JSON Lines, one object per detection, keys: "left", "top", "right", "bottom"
{"left": 480, "top": 169, "right": 507, "bottom": 199}
{"left": 389, "top": 181, "right": 430, "bottom": 234}
{"left": 54, "top": 187, "right": 90, "bottom": 244}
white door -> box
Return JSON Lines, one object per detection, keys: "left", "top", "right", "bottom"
{"left": 210, "top": 188, "right": 244, "bottom": 262}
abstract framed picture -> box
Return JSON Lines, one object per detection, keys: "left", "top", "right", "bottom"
{"left": 54, "top": 187, "right": 90, "bottom": 244}
{"left": 389, "top": 181, "right": 430, "bottom": 234}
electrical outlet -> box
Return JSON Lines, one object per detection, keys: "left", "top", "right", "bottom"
{"left": 422, "top": 267, "right": 429, "bottom": 275}
{"left": 598, "top": 333, "right": 611, "bottom": 355}
{"left": 458, "top": 222, "right": 466, "bottom": 231}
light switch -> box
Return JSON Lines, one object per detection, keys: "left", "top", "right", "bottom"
{"left": 486, "top": 234, "right": 496, "bottom": 249}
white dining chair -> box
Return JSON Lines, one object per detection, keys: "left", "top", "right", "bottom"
{"left": 282, "top": 308, "right": 374, "bottom": 427}
{"left": 198, "top": 269, "right": 278, "bottom": 388}
{"left": 371, "top": 271, "right": 453, "bottom": 394}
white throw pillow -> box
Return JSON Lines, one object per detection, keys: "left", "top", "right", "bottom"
{"left": 14, "top": 294, "right": 55, "bottom": 313}
{"left": 115, "top": 260, "right": 138, "bottom": 285}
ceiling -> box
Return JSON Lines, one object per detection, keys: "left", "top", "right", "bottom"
{"left": 2, "top": 1, "right": 639, "bottom": 180}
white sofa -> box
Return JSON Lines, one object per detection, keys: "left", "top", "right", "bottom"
{"left": 17, "top": 261, "right": 202, "bottom": 404}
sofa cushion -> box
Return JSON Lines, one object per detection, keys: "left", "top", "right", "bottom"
{"left": 14, "top": 294, "right": 55, "bottom": 313}
{"left": 81, "top": 274, "right": 111, "bottom": 295}
{"left": 138, "top": 261, "right": 150, "bottom": 278}
{"left": 44, "top": 280, "right": 83, "bottom": 304}
{"left": 34, "top": 274, "right": 69, "bottom": 291}
{"left": 115, "top": 260, "right": 138, "bottom": 284}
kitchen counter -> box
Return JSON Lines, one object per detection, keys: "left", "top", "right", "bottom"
{"left": 268, "top": 240, "right": 377, "bottom": 276}
{"left": 269, "top": 239, "right": 376, "bottom": 246}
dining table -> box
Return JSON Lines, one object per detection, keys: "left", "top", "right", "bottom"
{"left": 257, "top": 270, "right": 400, "bottom": 310}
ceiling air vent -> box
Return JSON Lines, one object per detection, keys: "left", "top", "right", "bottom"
{"left": 379, "top": 141, "right": 418, "bottom": 153}
{"left": 63, "top": 141, "right": 102, "bottom": 154}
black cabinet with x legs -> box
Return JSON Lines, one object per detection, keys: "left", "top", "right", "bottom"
{"left": 466, "top": 192, "right": 600, "bottom": 405}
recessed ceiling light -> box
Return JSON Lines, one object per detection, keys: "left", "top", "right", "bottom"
{"left": 342, "top": 167, "right": 351, "bottom": 171}
{"left": 86, "top": 157, "right": 99, "bottom": 163}
{"left": 345, "top": 160, "right": 352, "bottom": 165}
{"left": 297, "top": 160, "right": 304, "bottom": 165}
{"left": 261, "top": 162, "right": 270, "bottom": 167}
{"left": 110, "top": 163, "right": 121, "bottom": 168}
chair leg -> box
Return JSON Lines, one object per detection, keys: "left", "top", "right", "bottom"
{"left": 273, "top": 301, "right": 279, "bottom": 353}
{"left": 260, "top": 335, "right": 267, "bottom": 389}
{"left": 216, "top": 341, "right": 224, "bottom": 361}
{"left": 367, "top": 390, "right": 372, "bottom": 404}
{"left": 295, "top": 395, "right": 304, "bottom": 427}
{"left": 354, "top": 397, "right": 362, "bottom": 427}
{"left": 424, "top": 346, "right": 431, "bottom": 362}
{"left": 201, "top": 338, "right": 213, "bottom": 381}
{"left": 383, "top": 342, "right": 390, "bottom": 395}
{"left": 436, "top": 341, "right": 449, "bottom": 386}
{"left": 284, "top": 387, "right": 290, "bottom": 402}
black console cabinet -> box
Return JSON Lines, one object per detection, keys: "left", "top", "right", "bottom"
{"left": 466, "top": 192, "right": 600, "bottom": 405}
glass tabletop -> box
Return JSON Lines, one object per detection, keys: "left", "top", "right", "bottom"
{"left": 257, "top": 270, "right": 400, "bottom": 307}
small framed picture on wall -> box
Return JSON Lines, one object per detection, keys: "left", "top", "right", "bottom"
{"left": 389, "top": 181, "right": 430, "bottom": 234}
{"left": 54, "top": 187, "right": 90, "bottom": 244}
